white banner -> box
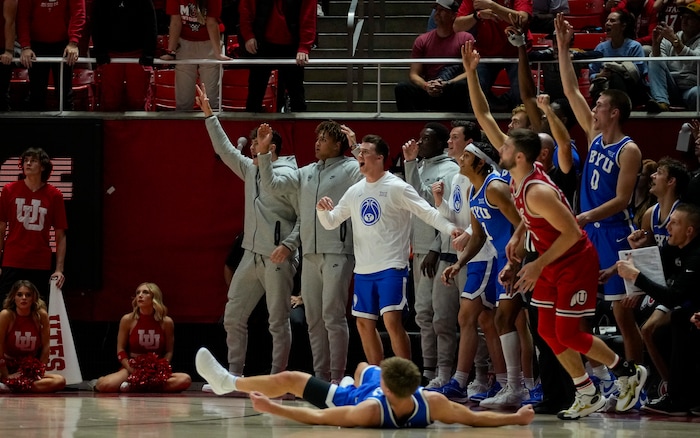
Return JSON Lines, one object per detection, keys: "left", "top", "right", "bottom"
{"left": 47, "top": 279, "right": 83, "bottom": 385}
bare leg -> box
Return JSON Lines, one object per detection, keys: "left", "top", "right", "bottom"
{"left": 32, "top": 374, "right": 66, "bottom": 393}
{"left": 355, "top": 317, "right": 384, "bottom": 364}
{"left": 95, "top": 369, "right": 129, "bottom": 393}
{"left": 383, "top": 310, "right": 411, "bottom": 359}
{"left": 641, "top": 309, "right": 670, "bottom": 382}
{"left": 236, "top": 371, "right": 314, "bottom": 398}
{"left": 479, "top": 310, "right": 506, "bottom": 374}
{"left": 163, "top": 372, "right": 192, "bottom": 392}
{"left": 455, "top": 298, "right": 484, "bottom": 373}
{"left": 613, "top": 301, "right": 644, "bottom": 363}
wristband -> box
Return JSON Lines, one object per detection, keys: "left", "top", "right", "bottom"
{"left": 117, "top": 351, "right": 128, "bottom": 362}
{"left": 474, "top": 12, "right": 481, "bottom": 21}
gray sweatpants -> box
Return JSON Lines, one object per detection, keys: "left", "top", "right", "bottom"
{"left": 224, "top": 249, "right": 296, "bottom": 375}
{"left": 174, "top": 38, "right": 221, "bottom": 110}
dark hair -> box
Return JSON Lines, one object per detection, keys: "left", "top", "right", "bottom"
{"left": 510, "top": 128, "right": 542, "bottom": 164}
{"left": 612, "top": 11, "right": 637, "bottom": 40}
{"left": 250, "top": 127, "right": 284, "bottom": 155}
{"left": 362, "top": 134, "right": 390, "bottom": 164}
{"left": 675, "top": 203, "right": 700, "bottom": 231}
{"left": 601, "top": 89, "right": 632, "bottom": 124}
{"left": 451, "top": 120, "right": 481, "bottom": 143}
{"left": 20, "top": 148, "right": 53, "bottom": 182}
{"left": 657, "top": 157, "right": 690, "bottom": 197}
{"left": 380, "top": 357, "right": 421, "bottom": 398}
{"left": 470, "top": 141, "right": 500, "bottom": 176}
{"left": 424, "top": 122, "right": 450, "bottom": 148}
{"left": 316, "top": 120, "right": 349, "bottom": 153}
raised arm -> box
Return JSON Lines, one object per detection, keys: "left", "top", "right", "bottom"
{"left": 555, "top": 13, "right": 595, "bottom": 140}
{"left": 256, "top": 123, "right": 301, "bottom": 193}
{"left": 518, "top": 41, "right": 544, "bottom": 132}
{"left": 461, "top": 41, "right": 508, "bottom": 149}
{"left": 537, "top": 94, "right": 573, "bottom": 174}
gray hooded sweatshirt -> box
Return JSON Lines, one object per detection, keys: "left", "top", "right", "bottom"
{"left": 205, "top": 116, "right": 301, "bottom": 257}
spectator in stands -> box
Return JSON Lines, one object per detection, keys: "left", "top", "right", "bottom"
{"left": 454, "top": 0, "right": 532, "bottom": 111}
{"left": 557, "top": 13, "right": 648, "bottom": 410}
{"left": 395, "top": 0, "right": 474, "bottom": 113}
{"left": 627, "top": 157, "right": 688, "bottom": 402}
{"left": 618, "top": 203, "right": 700, "bottom": 415}
{"left": 589, "top": 10, "right": 649, "bottom": 106}
{"left": 316, "top": 134, "right": 463, "bottom": 365}
{"left": 684, "top": 118, "right": 700, "bottom": 206}
{"left": 94, "top": 282, "right": 192, "bottom": 392}
{"left": 655, "top": 0, "right": 693, "bottom": 31}
{"left": 630, "top": 159, "right": 658, "bottom": 228}
{"left": 611, "top": 0, "right": 657, "bottom": 52}
{"left": 256, "top": 120, "right": 361, "bottom": 384}
{"left": 239, "top": 0, "right": 316, "bottom": 112}
{"left": 0, "top": 280, "right": 66, "bottom": 393}
{"left": 92, "top": 0, "right": 157, "bottom": 111}
{"left": 0, "top": 0, "right": 17, "bottom": 112}
{"left": 195, "top": 84, "right": 301, "bottom": 380}
{"left": 0, "top": 148, "right": 67, "bottom": 303}
{"left": 646, "top": 1, "right": 700, "bottom": 112}
{"left": 17, "top": 0, "right": 86, "bottom": 111}
{"left": 402, "top": 123, "right": 460, "bottom": 387}
{"left": 531, "top": 0, "right": 569, "bottom": 33}
{"left": 162, "top": 0, "right": 230, "bottom": 111}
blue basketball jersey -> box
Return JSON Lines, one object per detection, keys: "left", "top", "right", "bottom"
{"left": 651, "top": 200, "right": 679, "bottom": 247}
{"left": 469, "top": 171, "right": 513, "bottom": 258}
{"left": 368, "top": 387, "right": 432, "bottom": 428}
{"left": 580, "top": 134, "right": 637, "bottom": 225}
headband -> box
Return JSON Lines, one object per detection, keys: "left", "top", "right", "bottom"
{"left": 465, "top": 143, "right": 501, "bottom": 172}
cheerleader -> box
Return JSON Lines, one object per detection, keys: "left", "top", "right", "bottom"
{"left": 95, "top": 282, "right": 191, "bottom": 392}
{"left": 0, "top": 280, "right": 66, "bottom": 393}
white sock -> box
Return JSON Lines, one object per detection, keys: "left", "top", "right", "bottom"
{"left": 454, "top": 371, "right": 470, "bottom": 388}
{"left": 438, "top": 366, "right": 451, "bottom": 382}
{"left": 524, "top": 376, "right": 535, "bottom": 390}
{"left": 591, "top": 364, "right": 610, "bottom": 380}
{"left": 500, "top": 331, "right": 522, "bottom": 387}
{"left": 496, "top": 373, "right": 507, "bottom": 387}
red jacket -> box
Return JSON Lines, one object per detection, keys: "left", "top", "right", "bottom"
{"left": 239, "top": 0, "right": 316, "bottom": 54}
{"left": 17, "top": 0, "right": 85, "bottom": 47}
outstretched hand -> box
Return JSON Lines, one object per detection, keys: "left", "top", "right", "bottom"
{"left": 250, "top": 391, "right": 274, "bottom": 413}
{"left": 554, "top": 13, "right": 574, "bottom": 52}
{"left": 195, "top": 84, "right": 213, "bottom": 117}
{"left": 461, "top": 40, "right": 480, "bottom": 73}
{"left": 256, "top": 123, "right": 273, "bottom": 154}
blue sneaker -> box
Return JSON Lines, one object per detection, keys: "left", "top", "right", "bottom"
{"left": 469, "top": 381, "right": 502, "bottom": 402}
{"left": 522, "top": 383, "right": 543, "bottom": 406}
{"left": 590, "top": 369, "right": 618, "bottom": 397}
{"left": 633, "top": 388, "right": 649, "bottom": 410}
{"left": 434, "top": 379, "right": 469, "bottom": 403}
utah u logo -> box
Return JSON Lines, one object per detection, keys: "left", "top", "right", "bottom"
{"left": 360, "top": 198, "right": 381, "bottom": 226}
{"left": 15, "top": 198, "right": 47, "bottom": 231}
{"left": 14, "top": 331, "right": 37, "bottom": 351}
{"left": 570, "top": 290, "right": 588, "bottom": 307}
{"left": 138, "top": 329, "right": 161, "bottom": 350}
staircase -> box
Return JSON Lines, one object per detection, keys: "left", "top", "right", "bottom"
{"left": 307, "top": 0, "right": 434, "bottom": 112}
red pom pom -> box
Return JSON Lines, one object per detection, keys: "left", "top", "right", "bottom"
{"left": 1, "top": 356, "right": 46, "bottom": 392}
{"left": 126, "top": 353, "right": 172, "bottom": 392}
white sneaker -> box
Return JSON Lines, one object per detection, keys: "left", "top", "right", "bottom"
{"left": 616, "top": 364, "right": 648, "bottom": 412}
{"left": 467, "top": 379, "right": 490, "bottom": 397}
{"left": 479, "top": 384, "right": 527, "bottom": 409}
{"left": 557, "top": 389, "right": 607, "bottom": 420}
{"left": 195, "top": 347, "right": 239, "bottom": 395}
{"left": 0, "top": 382, "right": 10, "bottom": 393}
{"left": 202, "top": 383, "right": 214, "bottom": 393}
{"left": 316, "top": 3, "right": 324, "bottom": 16}
{"left": 119, "top": 382, "right": 131, "bottom": 392}
{"left": 425, "top": 376, "right": 448, "bottom": 390}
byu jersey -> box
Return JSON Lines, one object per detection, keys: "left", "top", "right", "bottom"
{"left": 651, "top": 200, "right": 680, "bottom": 247}
{"left": 469, "top": 171, "right": 513, "bottom": 258}
{"left": 580, "top": 134, "right": 636, "bottom": 225}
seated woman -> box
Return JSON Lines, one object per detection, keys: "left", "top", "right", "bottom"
{"left": 95, "top": 282, "right": 191, "bottom": 392}
{"left": 0, "top": 280, "right": 66, "bottom": 393}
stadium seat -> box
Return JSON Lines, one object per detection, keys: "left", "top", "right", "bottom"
{"left": 221, "top": 68, "right": 278, "bottom": 112}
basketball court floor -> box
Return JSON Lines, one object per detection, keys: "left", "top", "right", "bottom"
{"left": 1, "top": 384, "right": 699, "bottom": 438}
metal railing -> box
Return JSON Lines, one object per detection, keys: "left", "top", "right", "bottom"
{"left": 8, "top": 55, "right": 700, "bottom": 115}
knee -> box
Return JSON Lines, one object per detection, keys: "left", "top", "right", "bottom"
{"left": 95, "top": 376, "right": 118, "bottom": 393}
